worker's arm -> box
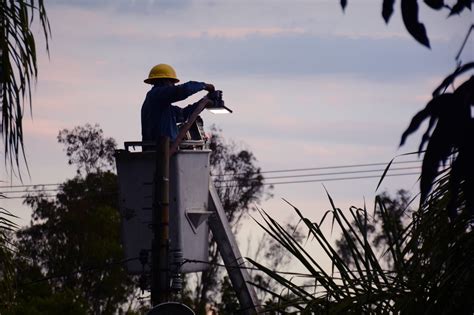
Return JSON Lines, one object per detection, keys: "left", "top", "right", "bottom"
{"left": 154, "top": 81, "right": 214, "bottom": 103}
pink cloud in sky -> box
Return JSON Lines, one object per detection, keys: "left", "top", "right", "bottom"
{"left": 37, "top": 55, "right": 97, "bottom": 85}
{"left": 23, "top": 118, "right": 66, "bottom": 138}
{"left": 48, "top": 6, "right": 308, "bottom": 42}
{"left": 143, "top": 27, "right": 307, "bottom": 40}
{"left": 200, "top": 27, "right": 306, "bottom": 39}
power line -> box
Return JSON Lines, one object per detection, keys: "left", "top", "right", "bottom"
{"left": 0, "top": 160, "right": 422, "bottom": 190}
{"left": 3, "top": 194, "right": 56, "bottom": 200}
{"left": 0, "top": 172, "right": 420, "bottom": 198}
{"left": 1, "top": 188, "right": 62, "bottom": 194}
{"left": 1, "top": 190, "right": 117, "bottom": 197}
{"left": 0, "top": 165, "right": 421, "bottom": 194}
{"left": 211, "top": 160, "right": 422, "bottom": 177}
{"left": 0, "top": 171, "right": 419, "bottom": 197}
{"left": 213, "top": 166, "right": 420, "bottom": 182}
{"left": 182, "top": 259, "right": 315, "bottom": 278}
{"left": 0, "top": 161, "right": 423, "bottom": 198}
{"left": 183, "top": 258, "right": 396, "bottom": 279}
{"left": 215, "top": 172, "right": 420, "bottom": 187}
{"left": 0, "top": 183, "right": 60, "bottom": 189}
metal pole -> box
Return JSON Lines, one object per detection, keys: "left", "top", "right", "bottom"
{"left": 208, "top": 183, "right": 260, "bottom": 314}
{"left": 151, "top": 136, "right": 170, "bottom": 306}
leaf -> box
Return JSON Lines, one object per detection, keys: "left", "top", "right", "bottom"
{"left": 0, "top": 1, "right": 51, "bottom": 174}
{"left": 433, "top": 63, "right": 474, "bottom": 97}
{"left": 399, "top": 95, "right": 443, "bottom": 147}
{"left": 376, "top": 158, "right": 395, "bottom": 192}
{"left": 453, "top": 75, "right": 474, "bottom": 108}
{"left": 449, "top": 0, "right": 471, "bottom": 16}
{"left": 340, "top": 0, "right": 347, "bottom": 11}
{"left": 418, "top": 116, "right": 437, "bottom": 153}
{"left": 401, "top": 0, "right": 431, "bottom": 48}
{"left": 424, "top": 0, "right": 444, "bottom": 10}
{"left": 445, "top": 156, "right": 463, "bottom": 219}
{"left": 382, "top": 0, "right": 395, "bottom": 23}
{"left": 419, "top": 125, "right": 452, "bottom": 204}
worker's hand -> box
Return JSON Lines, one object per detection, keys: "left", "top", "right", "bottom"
{"left": 203, "top": 95, "right": 214, "bottom": 107}
{"left": 204, "top": 83, "right": 215, "bottom": 92}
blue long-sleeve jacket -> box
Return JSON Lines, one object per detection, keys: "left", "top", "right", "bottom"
{"left": 141, "top": 81, "right": 206, "bottom": 142}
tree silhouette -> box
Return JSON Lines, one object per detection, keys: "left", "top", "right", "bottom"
{"left": 8, "top": 124, "right": 136, "bottom": 314}
{"left": 0, "top": 1, "right": 50, "bottom": 309}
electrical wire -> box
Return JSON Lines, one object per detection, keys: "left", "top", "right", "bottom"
{"left": 0, "top": 167, "right": 420, "bottom": 196}
{"left": 213, "top": 166, "right": 420, "bottom": 182}
{"left": 0, "top": 183, "right": 61, "bottom": 189}
{"left": 2, "top": 194, "right": 56, "bottom": 200}
{"left": 182, "top": 258, "right": 396, "bottom": 279}
{"left": 0, "top": 160, "right": 422, "bottom": 200}
{"left": 182, "top": 259, "right": 315, "bottom": 278}
{"left": 1, "top": 188, "right": 63, "bottom": 194}
{"left": 0, "top": 160, "right": 422, "bottom": 191}
{"left": 215, "top": 172, "right": 420, "bottom": 187}
{"left": 211, "top": 160, "right": 422, "bottom": 177}
{"left": 0, "top": 172, "right": 419, "bottom": 199}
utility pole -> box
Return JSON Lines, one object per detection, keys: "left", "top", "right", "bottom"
{"left": 151, "top": 136, "right": 170, "bottom": 306}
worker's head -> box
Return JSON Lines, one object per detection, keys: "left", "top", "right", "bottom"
{"left": 144, "top": 64, "right": 179, "bottom": 85}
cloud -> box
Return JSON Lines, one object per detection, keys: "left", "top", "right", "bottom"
{"left": 23, "top": 118, "right": 66, "bottom": 138}
{"left": 47, "top": 0, "right": 192, "bottom": 14}
{"left": 42, "top": 0, "right": 468, "bottom": 86}
{"left": 162, "top": 27, "right": 307, "bottom": 40}
{"left": 177, "top": 33, "right": 455, "bottom": 81}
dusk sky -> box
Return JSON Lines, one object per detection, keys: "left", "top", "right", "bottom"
{"left": 1, "top": 1, "right": 472, "bottom": 257}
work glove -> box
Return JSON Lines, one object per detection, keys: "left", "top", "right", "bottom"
{"left": 204, "top": 83, "right": 215, "bottom": 92}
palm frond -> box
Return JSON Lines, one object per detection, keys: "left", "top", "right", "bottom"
{"left": 0, "top": 0, "right": 50, "bottom": 173}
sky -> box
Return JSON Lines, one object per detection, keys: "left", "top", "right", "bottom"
{"left": 1, "top": 0, "right": 473, "bottom": 266}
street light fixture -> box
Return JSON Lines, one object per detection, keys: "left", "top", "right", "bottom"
{"left": 206, "top": 90, "right": 233, "bottom": 114}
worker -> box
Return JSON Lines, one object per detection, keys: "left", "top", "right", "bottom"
{"left": 141, "top": 63, "right": 215, "bottom": 144}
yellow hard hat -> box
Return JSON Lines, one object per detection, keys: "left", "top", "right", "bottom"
{"left": 144, "top": 64, "right": 179, "bottom": 84}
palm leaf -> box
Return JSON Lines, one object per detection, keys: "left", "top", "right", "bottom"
{"left": 0, "top": 0, "right": 50, "bottom": 173}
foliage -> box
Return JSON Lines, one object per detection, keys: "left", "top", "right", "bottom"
{"left": 0, "top": 230, "right": 15, "bottom": 312}
{"left": 216, "top": 276, "right": 240, "bottom": 315}
{"left": 0, "top": 193, "right": 19, "bottom": 311}
{"left": 3, "top": 124, "right": 136, "bottom": 314}
{"left": 11, "top": 172, "right": 134, "bottom": 314}
{"left": 249, "top": 188, "right": 474, "bottom": 313}
{"left": 58, "top": 123, "right": 117, "bottom": 176}
{"left": 341, "top": 0, "right": 474, "bottom": 221}
{"left": 0, "top": 0, "right": 50, "bottom": 170}
{"left": 335, "top": 190, "right": 412, "bottom": 268}
{"left": 250, "top": 222, "right": 305, "bottom": 302}
{"left": 400, "top": 68, "right": 474, "bottom": 219}
{"left": 341, "top": 0, "right": 471, "bottom": 48}
{"left": 0, "top": 0, "right": 50, "bottom": 309}
{"left": 250, "top": 4, "right": 474, "bottom": 311}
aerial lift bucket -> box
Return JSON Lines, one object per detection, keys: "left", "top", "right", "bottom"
{"left": 115, "top": 142, "right": 211, "bottom": 274}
